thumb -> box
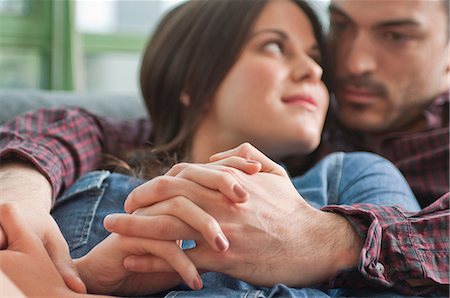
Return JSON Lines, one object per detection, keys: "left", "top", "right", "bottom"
{"left": 44, "top": 223, "right": 87, "bottom": 294}
{"left": 0, "top": 203, "right": 38, "bottom": 251}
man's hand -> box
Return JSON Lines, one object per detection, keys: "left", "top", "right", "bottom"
{"left": 0, "top": 159, "right": 86, "bottom": 293}
{"left": 111, "top": 144, "right": 362, "bottom": 287}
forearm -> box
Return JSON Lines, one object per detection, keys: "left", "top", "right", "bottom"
{"left": 0, "top": 107, "right": 151, "bottom": 199}
{"left": 0, "top": 158, "right": 52, "bottom": 211}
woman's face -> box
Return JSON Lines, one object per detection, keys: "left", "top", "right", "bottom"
{"left": 194, "top": 0, "right": 329, "bottom": 160}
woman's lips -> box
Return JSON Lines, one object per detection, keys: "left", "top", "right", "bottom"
{"left": 282, "top": 95, "right": 318, "bottom": 111}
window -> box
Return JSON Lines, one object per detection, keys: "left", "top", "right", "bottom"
{"left": 0, "top": 0, "right": 184, "bottom": 95}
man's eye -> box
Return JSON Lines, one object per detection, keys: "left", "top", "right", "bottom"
{"left": 385, "top": 32, "right": 410, "bottom": 42}
{"left": 263, "top": 42, "right": 284, "bottom": 55}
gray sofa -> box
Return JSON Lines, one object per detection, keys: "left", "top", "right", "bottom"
{"left": 0, "top": 89, "right": 147, "bottom": 124}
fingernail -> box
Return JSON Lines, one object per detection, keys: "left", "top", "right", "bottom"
{"left": 103, "top": 215, "right": 116, "bottom": 230}
{"left": 192, "top": 275, "right": 203, "bottom": 290}
{"left": 124, "top": 257, "right": 136, "bottom": 270}
{"left": 233, "top": 184, "right": 248, "bottom": 199}
{"left": 215, "top": 233, "right": 229, "bottom": 251}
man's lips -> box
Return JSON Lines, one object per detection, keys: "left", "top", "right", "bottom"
{"left": 338, "top": 86, "right": 380, "bottom": 105}
{"left": 282, "top": 95, "right": 318, "bottom": 110}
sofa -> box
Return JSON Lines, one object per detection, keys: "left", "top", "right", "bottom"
{"left": 0, "top": 89, "right": 147, "bottom": 124}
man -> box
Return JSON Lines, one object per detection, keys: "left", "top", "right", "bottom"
{"left": 0, "top": 0, "right": 448, "bottom": 296}
{"left": 322, "top": 0, "right": 449, "bottom": 207}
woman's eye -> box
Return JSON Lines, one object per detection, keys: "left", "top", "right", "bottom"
{"left": 263, "top": 42, "right": 284, "bottom": 55}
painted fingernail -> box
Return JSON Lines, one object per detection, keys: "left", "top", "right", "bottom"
{"left": 233, "top": 184, "right": 248, "bottom": 199}
{"left": 192, "top": 275, "right": 203, "bottom": 290}
{"left": 215, "top": 233, "right": 229, "bottom": 251}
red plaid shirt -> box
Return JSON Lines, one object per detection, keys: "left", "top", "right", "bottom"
{"left": 0, "top": 94, "right": 448, "bottom": 295}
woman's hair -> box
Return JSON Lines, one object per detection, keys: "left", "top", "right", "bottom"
{"left": 109, "top": 0, "right": 327, "bottom": 179}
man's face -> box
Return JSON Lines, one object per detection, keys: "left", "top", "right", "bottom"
{"left": 329, "top": 0, "right": 449, "bottom": 133}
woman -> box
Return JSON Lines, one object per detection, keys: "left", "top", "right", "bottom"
{"left": 3, "top": 0, "right": 419, "bottom": 297}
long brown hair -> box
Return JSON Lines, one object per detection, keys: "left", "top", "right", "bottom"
{"left": 110, "top": 0, "right": 327, "bottom": 179}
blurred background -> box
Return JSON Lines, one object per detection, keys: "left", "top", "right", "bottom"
{"left": 0, "top": 0, "right": 329, "bottom": 97}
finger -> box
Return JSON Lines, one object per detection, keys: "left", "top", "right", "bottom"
{"left": 104, "top": 213, "right": 202, "bottom": 241}
{"left": 133, "top": 197, "right": 229, "bottom": 252}
{"left": 0, "top": 204, "right": 87, "bottom": 293}
{"left": 174, "top": 164, "right": 249, "bottom": 203}
{"left": 124, "top": 244, "right": 224, "bottom": 276}
{"left": 125, "top": 176, "right": 192, "bottom": 212}
{"left": 165, "top": 157, "right": 261, "bottom": 177}
{"left": 43, "top": 223, "right": 87, "bottom": 294}
{"left": 124, "top": 254, "right": 176, "bottom": 273}
{"left": 0, "top": 203, "right": 39, "bottom": 251}
{"left": 121, "top": 236, "right": 203, "bottom": 290}
{"left": 125, "top": 176, "right": 224, "bottom": 213}
{"left": 209, "top": 156, "right": 262, "bottom": 175}
{"left": 209, "top": 142, "right": 287, "bottom": 176}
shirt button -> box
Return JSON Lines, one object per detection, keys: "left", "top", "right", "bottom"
{"left": 375, "top": 262, "right": 385, "bottom": 274}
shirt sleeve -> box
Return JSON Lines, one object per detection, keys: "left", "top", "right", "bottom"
{"left": 322, "top": 193, "right": 449, "bottom": 296}
{"left": 0, "top": 107, "right": 151, "bottom": 201}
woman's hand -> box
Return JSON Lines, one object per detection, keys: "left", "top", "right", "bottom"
{"left": 75, "top": 231, "right": 203, "bottom": 296}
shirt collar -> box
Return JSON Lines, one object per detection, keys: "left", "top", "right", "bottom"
{"left": 424, "top": 91, "right": 449, "bottom": 130}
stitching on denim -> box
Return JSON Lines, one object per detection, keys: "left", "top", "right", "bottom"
{"left": 67, "top": 185, "right": 106, "bottom": 250}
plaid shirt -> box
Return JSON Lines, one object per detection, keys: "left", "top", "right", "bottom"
{"left": 321, "top": 92, "right": 449, "bottom": 208}
{"left": 0, "top": 95, "right": 448, "bottom": 295}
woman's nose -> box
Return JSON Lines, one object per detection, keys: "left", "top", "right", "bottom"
{"left": 291, "top": 54, "right": 323, "bottom": 83}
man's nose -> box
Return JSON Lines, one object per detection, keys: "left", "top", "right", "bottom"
{"left": 345, "top": 33, "right": 377, "bottom": 76}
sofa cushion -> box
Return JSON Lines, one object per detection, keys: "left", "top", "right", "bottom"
{"left": 0, "top": 89, "right": 147, "bottom": 124}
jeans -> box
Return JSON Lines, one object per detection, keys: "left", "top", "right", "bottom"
{"left": 52, "top": 152, "right": 419, "bottom": 297}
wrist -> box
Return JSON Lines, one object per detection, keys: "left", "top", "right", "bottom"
{"left": 320, "top": 211, "right": 362, "bottom": 273}
{"left": 290, "top": 208, "right": 362, "bottom": 286}
{"left": 0, "top": 158, "right": 52, "bottom": 212}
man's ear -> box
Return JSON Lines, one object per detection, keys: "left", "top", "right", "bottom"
{"left": 180, "top": 91, "right": 190, "bottom": 107}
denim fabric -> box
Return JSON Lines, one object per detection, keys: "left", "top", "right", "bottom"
{"left": 52, "top": 152, "right": 419, "bottom": 297}
{"left": 52, "top": 170, "right": 144, "bottom": 258}
{"left": 291, "top": 152, "right": 420, "bottom": 211}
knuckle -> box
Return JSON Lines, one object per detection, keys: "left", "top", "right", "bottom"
{"left": 153, "top": 221, "right": 176, "bottom": 238}
{"left": 203, "top": 216, "right": 220, "bottom": 237}
{"left": 167, "top": 196, "right": 184, "bottom": 210}
{"left": 239, "top": 142, "right": 254, "bottom": 153}
{"left": 172, "top": 162, "right": 188, "bottom": 173}
{"left": 218, "top": 171, "right": 236, "bottom": 186}
{"left": 152, "top": 176, "right": 172, "bottom": 193}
